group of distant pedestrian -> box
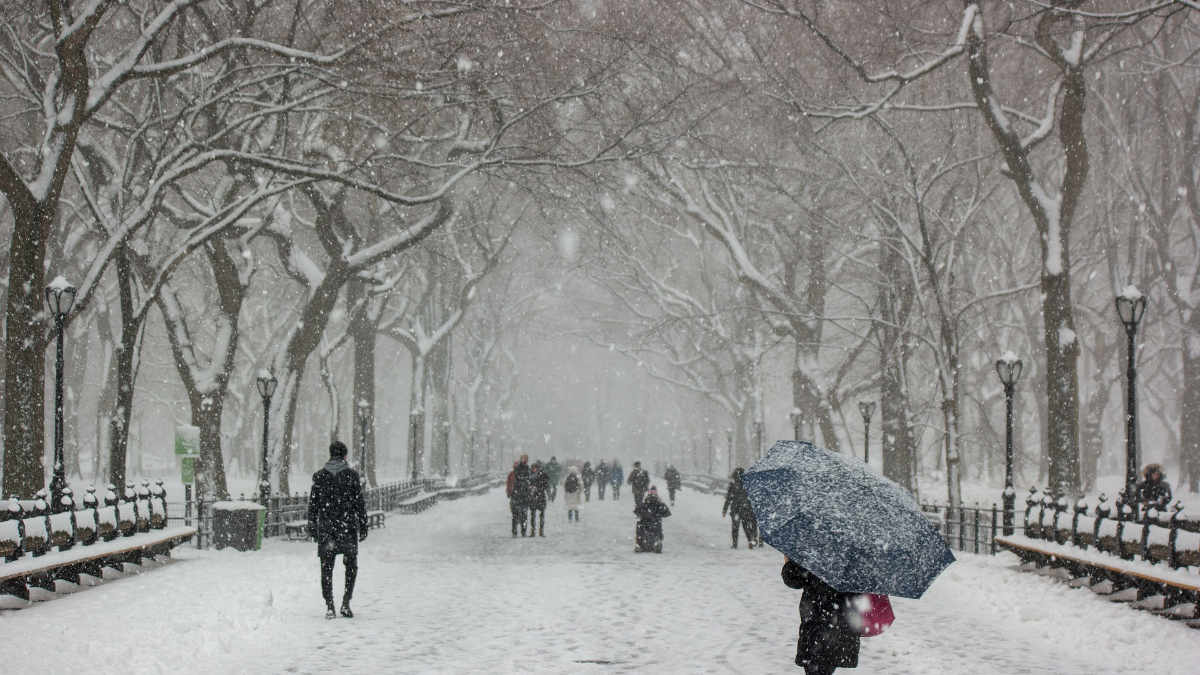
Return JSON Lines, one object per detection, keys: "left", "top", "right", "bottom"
{"left": 505, "top": 454, "right": 557, "bottom": 537}
{"left": 576, "top": 459, "right": 626, "bottom": 501}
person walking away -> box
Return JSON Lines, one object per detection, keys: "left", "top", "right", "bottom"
{"left": 1136, "top": 463, "right": 1173, "bottom": 517}
{"left": 581, "top": 461, "right": 595, "bottom": 502}
{"left": 664, "top": 464, "right": 682, "bottom": 506}
{"left": 634, "top": 485, "right": 672, "bottom": 553}
{"left": 545, "top": 456, "right": 563, "bottom": 502}
{"left": 628, "top": 461, "right": 651, "bottom": 507}
{"left": 722, "top": 467, "right": 758, "bottom": 549}
{"left": 595, "top": 460, "right": 608, "bottom": 500}
{"left": 528, "top": 461, "right": 550, "bottom": 537}
{"left": 610, "top": 460, "right": 624, "bottom": 501}
{"left": 782, "top": 558, "right": 860, "bottom": 674}
{"left": 564, "top": 466, "right": 583, "bottom": 522}
{"left": 511, "top": 456, "right": 533, "bottom": 537}
{"left": 307, "top": 441, "right": 368, "bottom": 619}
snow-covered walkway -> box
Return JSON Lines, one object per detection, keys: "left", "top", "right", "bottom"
{"left": 3, "top": 481, "right": 1198, "bottom": 674}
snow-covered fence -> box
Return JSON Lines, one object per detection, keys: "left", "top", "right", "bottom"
{"left": 919, "top": 502, "right": 1006, "bottom": 555}
{"left": 995, "top": 488, "right": 1200, "bottom": 625}
{"left": 169, "top": 474, "right": 497, "bottom": 548}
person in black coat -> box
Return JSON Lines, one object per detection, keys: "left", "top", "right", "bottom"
{"left": 581, "top": 461, "right": 595, "bottom": 502}
{"left": 528, "top": 461, "right": 550, "bottom": 537}
{"left": 722, "top": 467, "right": 758, "bottom": 549}
{"left": 633, "top": 486, "right": 672, "bottom": 553}
{"left": 628, "top": 461, "right": 651, "bottom": 507}
{"left": 1136, "top": 463, "right": 1173, "bottom": 515}
{"left": 782, "top": 558, "right": 860, "bottom": 674}
{"left": 511, "top": 455, "right": 532, "bottom": 537}
{"left": 307, "top": 441, "right": 368, "bottom": 619}
{"left": 663, "top": 465, "right": 681, "bottom": 505}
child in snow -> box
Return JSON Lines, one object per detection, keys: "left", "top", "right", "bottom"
{"left": 564, "top": 466, "right": 583, "bottom": 521}
{"left": 633, "top": 485, "right": 671, "bottom": 553}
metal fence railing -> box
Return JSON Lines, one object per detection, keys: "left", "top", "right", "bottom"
{"left": 919, "top": 502, "right": 1015, "bottom": 555}
{"left": 168, "top": 474, "right": 495, "bottom": 549}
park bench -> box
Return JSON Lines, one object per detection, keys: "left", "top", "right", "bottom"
{"left": 995, "top": 487, "right": 1200, "bottom": 628}
{"left": 282, "top": 510, "right": 388, "bottom": 541}
{"left": 0, "top": 480, "right": 195, "bottom": 604}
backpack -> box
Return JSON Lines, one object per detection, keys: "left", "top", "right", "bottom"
{"left": 843, "top": 593, "right": 894, "bottom": 637}
{"left": 565, "top": 474, "right": 580, "bottom": 492}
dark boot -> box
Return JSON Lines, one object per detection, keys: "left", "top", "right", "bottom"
{"left": 340, "top": 599, "right": 354, "bottom": 618}
{"left": 325, "top": 601, "right": 336, "bottom": 620}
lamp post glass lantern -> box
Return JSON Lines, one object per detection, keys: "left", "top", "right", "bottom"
{"left": 256, "top": 371, "right": 278, "bottom": 506}
{"left": 1115, "top": 287, "right": 1147, "bottom": 504}
{"left": 858, "top": 401, "right": 875, "bottom": 465}
{"left": 45, "top": 277, "right": 76, "bottom": 512}
{"left": 995, "top": 352, "right": 1022, "bottom": 535}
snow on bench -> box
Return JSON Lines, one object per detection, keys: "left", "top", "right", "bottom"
{"left": 0, "top": 482, "right": 193, "bottom": 606}
{"left": 999, "top": 488, "right": 1200, "bottom": 627}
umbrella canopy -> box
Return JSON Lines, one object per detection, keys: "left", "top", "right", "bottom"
{"left": 743, "top": 440, "right": 954, "bottom": 599}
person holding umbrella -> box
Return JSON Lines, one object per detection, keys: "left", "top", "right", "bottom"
{"left": 743, "top": 441, "right": 955, "bottom": 670}
{"left": 782, "top": 557, "right": 859, "bottom": 674}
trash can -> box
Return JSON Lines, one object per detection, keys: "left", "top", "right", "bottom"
{"left": 211, "top": 501, "right": 266, "bottom": 551}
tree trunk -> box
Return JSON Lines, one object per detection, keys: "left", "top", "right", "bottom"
{"left": 408, "top": 354, "right": 427, "bottom": 479}
{"left": 1, "top": 207, "right": 50, "bottom": 498}
{"left": 106, "top": 249, "right": 138, "bottom": 491}
{"left": 1181, "top": 315, "right": 1200, "bottom": 492}
{"left": 428, "top": 336, "right": 452, "bottom": 477}
{"left": 351, "top": 296, "right": 378, "bottom": 486}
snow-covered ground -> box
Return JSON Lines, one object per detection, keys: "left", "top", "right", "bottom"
{"left": 3, "top": 481, "right": 1198, "bottom": 674}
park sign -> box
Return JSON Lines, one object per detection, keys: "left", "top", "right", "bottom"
{"left": 180, "top": 456, "right": 196, "bottom": 484}
{"left": 175, "top": 424, "right": 200, "bottom": 456}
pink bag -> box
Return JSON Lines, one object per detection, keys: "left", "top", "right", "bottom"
{"left": 845, "top": 593, "right": 895, "bottom": 637}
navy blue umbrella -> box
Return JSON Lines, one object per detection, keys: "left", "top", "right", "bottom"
{"left": 743, "top": 440, "right": 954, "bottom": 599}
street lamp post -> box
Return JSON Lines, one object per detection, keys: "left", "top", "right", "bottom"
{"left": 256, "top": 370, "right": 278, "bottom": 507}
{"left": 858, "top": 401, "right": 876, "bottom": 465}
{"left": 790, "top": 408, "right": 803, "bottom": 442}
{"left": 995, "top": 353, "right": 1023, "bottom": 535}
{"left": 45, "top": 277, "right": 76, "bottom": 513}
{"left": 726, "top": 428, "right": 733, "bottom": 475}
{"left": 357, "top": 403, "right": 369, "bottom": 485}
{"left": 1116, "top": 286, "right": 1147, "bottom": 506}
{"left": 707, "top": 430, "right": 714, "bottom": 475}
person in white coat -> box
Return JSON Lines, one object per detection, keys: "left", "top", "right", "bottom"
{"left": 563, "top": 466, "right": 583, "bottom": 522}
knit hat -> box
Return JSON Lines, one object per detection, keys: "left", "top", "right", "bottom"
{"left": 648, "top": 485, "right": 658, "bottom": 495}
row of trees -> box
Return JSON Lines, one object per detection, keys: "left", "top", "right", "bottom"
{"left": 1, "top": 1, "right": 1198, "bottom": 506}
{"left": 561, "top": 0, "right": 1200, "bottom": 506}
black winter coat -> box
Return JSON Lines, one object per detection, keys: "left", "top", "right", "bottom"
{"left": 511, "top": 462, "right": 532, "bottom": 507}
{"left": 628, "top": 469, "right": 650, "bottom": 492}
{"left": 664, "top": 467, "right": 681, "bottom": 490}
{"left": 1137, "top": 478, "right": 1172, "bottom": 511}
{"left": 528, "top": 470, "right": 550, "bottom": 509}
{"left": 634, "top": 495, "right": 671, "bottom": 524}
{"left": 723, "top": 476, "right": 754, "bottom": 519}
{"left": 307, "top": 460, "right": 367, "bottom": 556}
{"left": 581, "top": 463, "right": 594, "bottom": 487}
{"left": 782, "top": 560, "right": 860, "bottom": 670}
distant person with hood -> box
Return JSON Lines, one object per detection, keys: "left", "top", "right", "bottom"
{"left": 595, "top": 460, "right": 610, "bottom": 500}
{"left": 1136, "top": 463, "right": 1173, "bottom": 515}
{"left": 563, "top": 465, "right": 583, "bottom": 522}
{"left": 627, "top": 460, "right": 651, "bottom": 507}
{"left": 663, "top": 465, "right": 682, "bottom": 505}
{"left": 508, "top": 455, "right": 532, "bottom": 537}
{"left": 528, "top": 461, "right": 550, "bottom": 537}
{"left": 307, "top": 440, "right": 368, "bottom": 619}
{"left": 633, "top": 485, "right": 671, "bottom": 553}
{"left": 722, "top": 467, "right": 758, "bottom": 549}
{"left": 610, "top": 460, "right": 624, "bottom": 501}
{"left": 581, "top": 461, "right": 595, "bottom": 501}
{"left": 782, "top": 557, "right": 860, "bottom": 674}
{"left": 545, "top": 456, "right": 563, "bottom": 502}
